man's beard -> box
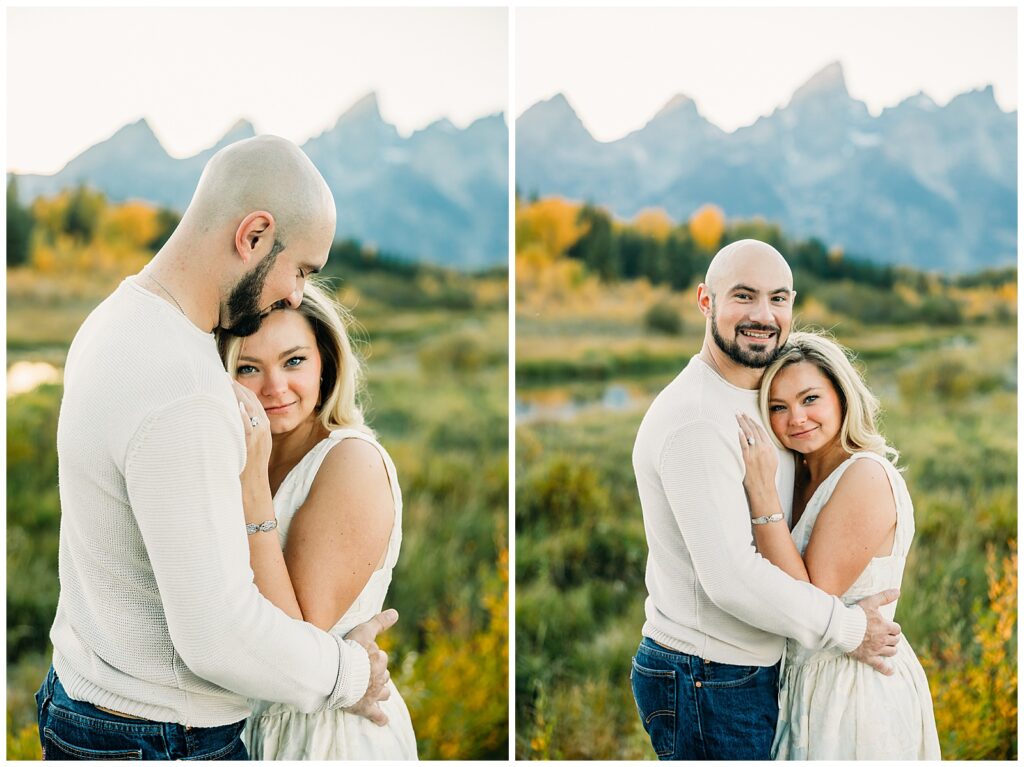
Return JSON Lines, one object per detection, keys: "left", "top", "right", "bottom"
{"left": 220, "top": 240, "right": 285, "bottom": 337}
{"left": 710, "top": 311, "right": 783, "bottom": 369}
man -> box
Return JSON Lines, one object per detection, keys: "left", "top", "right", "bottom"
{"left": 630, "top": 239, "right": 901, "bottom": 760}
{"left": 37, "top": 136, "right": 396, "bottom": 760}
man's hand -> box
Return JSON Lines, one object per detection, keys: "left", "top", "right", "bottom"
{"left": 849, "top": 589, "right": 901, "bottom": 675}
{"left": 344, "top": 609, "right": 399, "bottom": 726}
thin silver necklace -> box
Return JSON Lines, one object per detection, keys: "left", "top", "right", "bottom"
{"left": 146, "top": 271, "right": 185, "bottom": 315}
{"left": 700, "top": 347, "right": 724, "bottom": 377}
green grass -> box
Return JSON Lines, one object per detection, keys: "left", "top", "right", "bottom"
{"left": 7, "top": 267, "right": 509, "bottom": 761}
{"left": 515, "top": 316, "right": 1016, "bottom": 760}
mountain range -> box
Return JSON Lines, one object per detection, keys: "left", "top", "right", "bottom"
{"left": 12, "top": 94, "right": 508, "bottom": 270}
{"left": 517, "top": 62, "right": 1016, "bottom": 273}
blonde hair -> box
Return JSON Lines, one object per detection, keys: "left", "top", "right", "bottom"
{"left": 758, "top": 331, "right": 897, "bottom": 463}
{"left": 219, "top": 278, "right": 371, "bottom": 435}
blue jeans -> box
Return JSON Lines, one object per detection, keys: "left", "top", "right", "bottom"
{"left": 35, "top": 666, "right": 248, "bottom": 760}
{"left": 631, "top": 638, "right": 780, "bottom": 760}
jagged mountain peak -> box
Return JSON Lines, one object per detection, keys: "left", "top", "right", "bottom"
{"left": 83, "top": 117, "right": 166, "bottom": 159}
{"left": 226, "top": 117, "right": 256, "bottom": 135}
{"left": 519, "top": 93, "right": 592, "bottom": 141}
{"left": 123, "top": 116, "right": 154, "bottom": 131}
{"left": 521, "top": 93, "right": 586, "bottom": 125}
{"left": 464, "top": 112, "right": 507, "bottom": 137}
{"left": 543, "top": 92, "right": 572, "bottom": 109}
{"left": 9, "top": 102, "right": 508, "bottom": 270}
{"left": 524, "top": 92, "right": 579, "bottom": 118}
{"left": 653, "top": 93, "right": 697, "bottom": 120}
{"left": 469, "top": 111, "right": 506, "bottom": 127}
{"left": 335, "top": 92, "right": 383, "bottom": 126}
{"left": 216, "top": 118, "right": 257, "bottom": 144}
{"left": 947, "top": 83, "right": 1002, "bottom": 111}
{"left": 899, "top": 90, "right": 938, "bottom": 111}
{"left": 790, "top": 60, "right": 849, "bottom": 104}
{"left": 425, "top": 116, "right": 457, "bottom": 133}
{"left": 111, "top": 117, "right": 160, "bottom": 141}
{"left": 514, "top": 74, "right": 1015, "bottom": 273}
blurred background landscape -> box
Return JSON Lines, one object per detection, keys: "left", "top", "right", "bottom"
{"left": 6, "top": 190, "right": 510, "bottom": 762}
{"left": 11, "top": 95, "right": 507, "bottom": 271}
{"left": 515, "top": 7, "right": 1016, "bottom": 761}
{"left": 7, "top": 7, "right": 508, "bottom": 761}
{"left": 518, "top": 61, "right": 1015, "bottom": 273}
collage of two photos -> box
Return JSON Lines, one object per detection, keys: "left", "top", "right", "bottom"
{"left": 7, "top": 7, "right": 508, "bottom": 762}
{"left": 5, "top": 4, "right": 1019, "bottom": 763}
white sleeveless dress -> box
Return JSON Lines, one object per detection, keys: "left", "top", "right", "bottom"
{"left": 242, "top": 428, "right": 418, "bottom": 760}
{"left": 772, "top": 451, "right": 940, "bottom": 760}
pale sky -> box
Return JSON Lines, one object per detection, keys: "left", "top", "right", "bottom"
{"left": 517, "top": 7, "right": 1017, "bottom": 141}
{"left": 7, "top": 7, "right": 508, "bottom": 174}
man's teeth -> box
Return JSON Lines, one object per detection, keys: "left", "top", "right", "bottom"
{"left": 741, "top": 330, "right": 773, "bottom": 338}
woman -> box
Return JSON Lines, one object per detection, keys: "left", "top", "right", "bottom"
{"left": 218, "top": 279, "right": 418, "bottom": 760}
{"left": 735, "top": 331, "right": 939, "bottom": 760}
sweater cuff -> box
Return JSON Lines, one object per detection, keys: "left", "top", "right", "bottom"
{"left": 327, "top": 636, "right": 372, "bottom": 709}
{"left": 834, "top": 601, "right": 868, "bottom": 653}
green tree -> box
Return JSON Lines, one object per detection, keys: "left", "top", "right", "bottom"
{"left": 147, "top": 206, "right": 181, "bottom": 251}
{"left": 6, "top": 176, "right": 34, "bottom": 267}
{"left": 568, "top": 204, "right": 619, "bottom": 281}
{"left": 63, "top": 183, "right": 105, "bottom": 243}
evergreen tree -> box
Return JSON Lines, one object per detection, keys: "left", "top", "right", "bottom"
{"left": 6, "top": 176, "right": 34, "bottom": 267}
{"left": 568, "top": 204, "right": 619, "bottom": 281}
{"left": 64, "top": 183, "right": 105, "bottom": 243}
{"left": 147, "top": 207, "right": 181, "bottom": 252}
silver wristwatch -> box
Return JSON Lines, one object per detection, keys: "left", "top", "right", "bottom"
{"left": 246, "top": 519, "right": 279, "bottom": 535}
{"left": 750, "top": 513, "right": 785, "bottom": 526}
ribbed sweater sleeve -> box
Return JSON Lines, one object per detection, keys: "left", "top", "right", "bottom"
{"left": 124, "top": 394, "right": 370, "bottom": 711}
{"left": 661, "top": 419, "right": 866, "bottom": 652}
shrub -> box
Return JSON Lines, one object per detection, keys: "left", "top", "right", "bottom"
{"left": 922, "top": 541, "right": 1017, "bottom": 759}
{"left": 395, "top": 549, "right": 508, "bottom": 760}
{"left": 897, "top": 351, "right": 1005, "bottom": 402}
{"left": 418, "top": 328, "right": 491, "bottom": 374}
{"left": 7, "top": 386, "right": 63, "bottom": 658}
{"left": 516, "top": 457, "right": 610, "bottom": 531}
{"left": 644, "top": 301, "right": 683, "bottom": 335}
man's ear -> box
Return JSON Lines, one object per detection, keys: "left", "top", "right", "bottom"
{"left": 696, "top": 283, "right": 713, "bottom": 319}
{"left": 234, "top": 211, "right": 275, "bottom": 265}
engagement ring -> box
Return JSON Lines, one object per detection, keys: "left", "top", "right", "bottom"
{"left": 249, "top": 416, "right": 260, "bottom": 429}
{"left": 746, "top": 436, "right": 755, "bottom": 445}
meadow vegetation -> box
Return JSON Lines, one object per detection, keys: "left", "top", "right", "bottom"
{"left": 6, "top": 189, "right": 509, "bottom": 760}
{"left": 514, "top": 196, "right": 1017, "bottom": 760}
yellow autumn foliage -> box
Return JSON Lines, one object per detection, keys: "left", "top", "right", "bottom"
{"left": 632, "top": 207, "right": 673, "bottom": 242}
{"left": 26, "top": 194, "right": 160, "bottom": 280}
{"left": 100, "top": 201, "right": 160, "bottom": 248}
{"left": 516, "top": 197, "right": 588, "bottom": 258}
{"left": 688, "top": 203, "right": 725, "bottom": 251}
{"left": 6, "top": 711, "right": 41, "bottom": 760}
{"left": 894, "top": 282, "right": 923, "bottom": 307}
{"left": 395, "top": 547, "right": 509, "bottom": 760}
{"left": 922, "top": 540, "right": 1017, "bottom": 759}
{"left": 31, "top": 193, "right": 71, "bottom": 239}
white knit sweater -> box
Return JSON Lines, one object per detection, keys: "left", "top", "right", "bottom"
{"left": 633, "top": 356, "right": 867, "bottom": 666}
{"left": 49, "top": 278, "right": 370, "bottom": 727}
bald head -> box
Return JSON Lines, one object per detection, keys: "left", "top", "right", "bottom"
{"left": 696, "top": 238, "right": 795, "bottom": 375}
{"left": 182, "top": 135, "right": 336, "bottom": 249}
{"left": 704, "top": 239, "right": 792, "bottom": 297}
